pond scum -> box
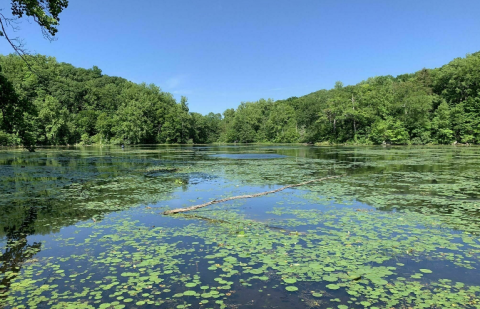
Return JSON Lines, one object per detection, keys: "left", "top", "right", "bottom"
{"left": 0, "top": 145, "right": 480, "bottom": 308}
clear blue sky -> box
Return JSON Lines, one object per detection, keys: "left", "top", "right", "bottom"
{"left": 1, "top": 0, "right": 480, "bottom": 114}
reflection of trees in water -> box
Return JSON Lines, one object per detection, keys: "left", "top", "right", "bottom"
{"left": 0, "top": 172, "right": 193, "bottom": 238}
{"left": 0, "top": 168, "right": 196, "bottom": 298}
{"left": 1, "top": 146, "right": 477, "bottom": 235}
{"left": 0, "top": 146, "right": 477, "bottom": 298}
{"left": 0, "top": 205, "right": 42, "bottom": 299}
{"left": 0, "top": 153, "right": 168, "bottom": 236}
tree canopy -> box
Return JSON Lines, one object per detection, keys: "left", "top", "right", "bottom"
{"left": 0, "top": 54, "right": 222, "bottom": 148}
{"left": 1, "top": 0, "right": 68, "bottom": 38}
{"left": 1, "top": 51, "right": 480, "bottom": 149}
{"left": 9, "top": 0, "right": 68, "bottom": 36}
{"left": 219, "top": 52, "right": 480, "bottom": 145}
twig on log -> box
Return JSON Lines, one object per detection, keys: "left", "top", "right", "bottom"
{"left": 163, "top": 175, "right": 343, "bottom": 215}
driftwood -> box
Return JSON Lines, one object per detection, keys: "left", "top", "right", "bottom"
{"left": 163, "top": 175, "right": 343, "bottom": 215}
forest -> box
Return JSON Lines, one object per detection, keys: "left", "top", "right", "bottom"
{"left": 1, "top": 51, "right": 479, "bottom": 148}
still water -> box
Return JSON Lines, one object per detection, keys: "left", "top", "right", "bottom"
{"left": 1, "top": 145, "right": 480, "bottom": 308}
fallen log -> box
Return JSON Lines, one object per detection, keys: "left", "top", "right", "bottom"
{"left": 163, "top": 175, "right": 343, "bottom": 215}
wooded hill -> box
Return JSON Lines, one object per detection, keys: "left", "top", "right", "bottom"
{"left": 1, "top": 51, "right": 479, "bottom": 147}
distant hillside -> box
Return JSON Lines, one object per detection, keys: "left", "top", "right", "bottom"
{"left": 220, "top": 51, "right": 480, "bottom": 145}
{"left": 0, "top": 54, "right": 221, "bottom": 147}
{"left": 1, "top": 51, "right": 479, "bottom": 147}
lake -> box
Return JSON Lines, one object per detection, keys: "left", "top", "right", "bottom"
{"left": 1, "top": 145, "right": 480, "bottom": 308}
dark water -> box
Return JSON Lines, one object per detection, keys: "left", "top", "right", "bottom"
{"left": 1, "top": 145, "right": 480, "bottom": 308}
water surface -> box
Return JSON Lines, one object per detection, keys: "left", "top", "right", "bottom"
{"left": 1, "top": 145, "right": 480, "bottom": 308}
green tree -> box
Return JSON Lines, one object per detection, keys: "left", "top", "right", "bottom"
{"left": 265, "top": 104, "right": 299, "bottom": 142}
{"left": 370, "top": 117, "right": 409, "bottom": 144}
{"left": 431, "top": 101, "right": 453, "bottom": 144}
{"left": 0, "top": 64, "right": 36, "bottom": 150}
{"left": 35, "top": 95, "right": 69, "bottom": 145}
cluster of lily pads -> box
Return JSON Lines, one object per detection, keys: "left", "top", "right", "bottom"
{"left": 1, "top": 145, "right": 480, "bottom": 308}
{"left": 2, "top": 200, "right": 480, "bottom": 308}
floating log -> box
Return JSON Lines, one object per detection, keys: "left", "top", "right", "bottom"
{"left": 163, "top": 175, "right": 343, "bottom": 215}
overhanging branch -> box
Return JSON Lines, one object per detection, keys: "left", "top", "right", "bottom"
{"left": 0, "top": 13, "right": 38, "bottom": 76}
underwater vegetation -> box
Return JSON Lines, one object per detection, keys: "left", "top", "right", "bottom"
{"left": 0, "top": 145, "right": 480, "bottom": 308}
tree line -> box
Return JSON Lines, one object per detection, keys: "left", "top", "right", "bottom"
{"left": 0, "top": 54, "right": 222, "bottom": 148}
{"left": 220, "top": 52, "right": 480, "bottom": 145}
{"left": 1, "top": 51, "right": 479, "bottom": 149}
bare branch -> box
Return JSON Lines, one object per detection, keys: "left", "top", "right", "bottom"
{"left": 0, "top": 12, "right": 39, "bottom": 76}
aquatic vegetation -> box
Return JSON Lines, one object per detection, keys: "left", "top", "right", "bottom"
{"left": 1, "top": 145, "right": 480, "bottom": 308}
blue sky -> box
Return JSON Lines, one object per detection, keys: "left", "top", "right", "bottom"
{"left": 1, "top": 0, "right": 479, "bottom": 114}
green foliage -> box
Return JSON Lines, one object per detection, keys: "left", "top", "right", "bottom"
{"left": 10, "top": 0, "right": 69, "bottom": 37}
{"left": 432, "top": 100, "right": 454, "bottom": 144}
{"left": 219, "top": 52, "right": 480, "bottom": 145}
{"left": 2, "top": 51, "right": 480, "bottom": 146}
{"left": 370, "top": 117, "right": 409, "bottom": 144}
{"left": 35, "top": 95, "right": 69, "bottom": 145}
{"left": 0, "top": 64, "right": 36, "bottom": 150}
{"left": 0, "top": 55, "right": 221, "bottom": 146}
{"left": 0, "top": 130, "right": 16, "bottom": 146}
